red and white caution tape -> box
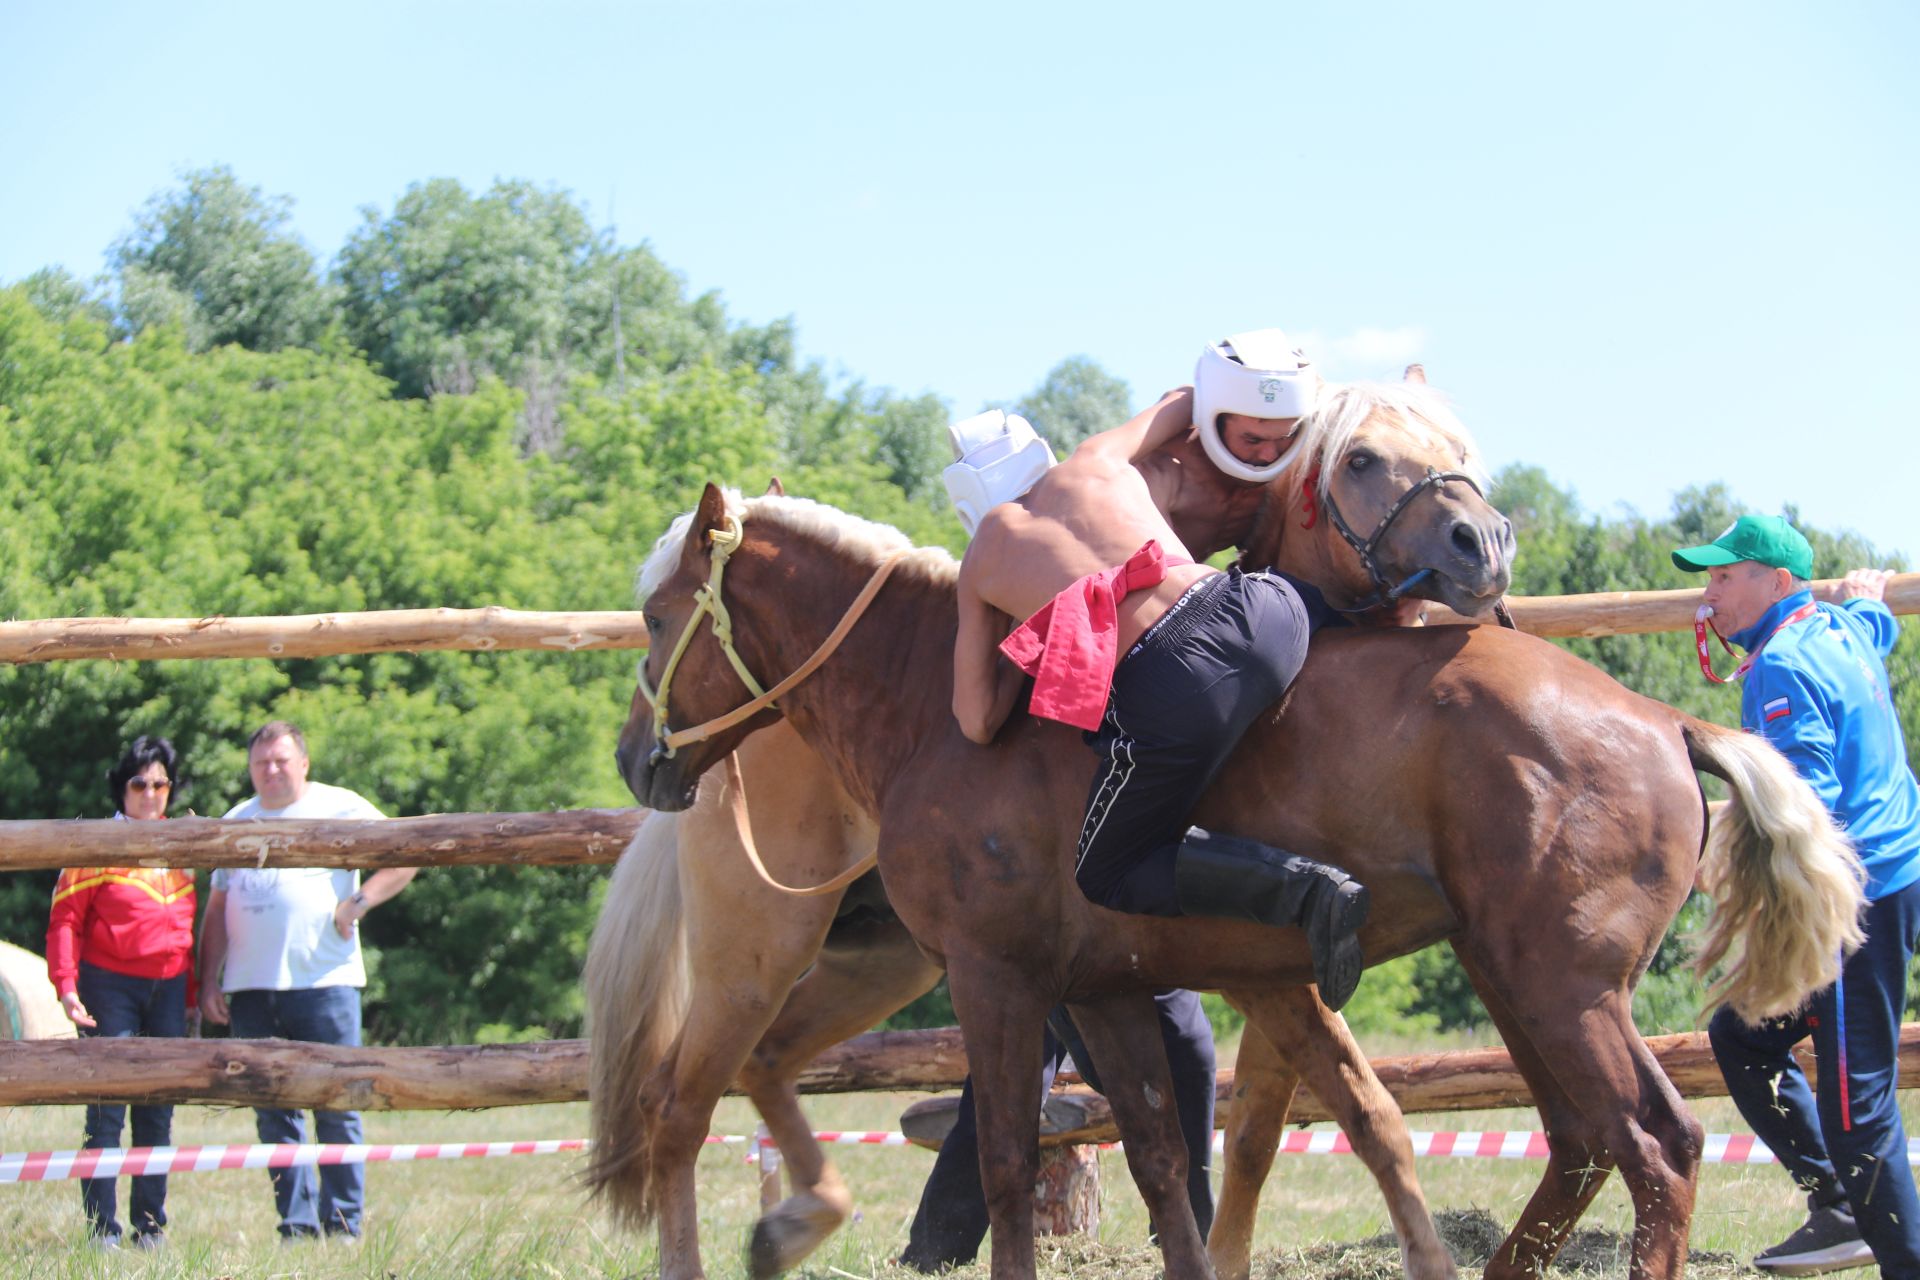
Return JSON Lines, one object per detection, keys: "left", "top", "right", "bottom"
{"left": 7, "top": 1130, "right": 1911, "bottom": 1184}
{"left": 1, "top": 1140, "right": 588, "bottom": 1184}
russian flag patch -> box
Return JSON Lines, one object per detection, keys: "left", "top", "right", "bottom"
{"left": 1763, "top": 696, "right": 1791, "bottom": 723}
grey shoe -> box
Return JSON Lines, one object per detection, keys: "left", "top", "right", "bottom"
{"left": 133, "top": 1231, "right": 166, "bottom": 1251}
{"left": 1754, "top": 1205, "right": 1875, "bottom": 1275}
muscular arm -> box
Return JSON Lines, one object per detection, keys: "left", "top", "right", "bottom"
{"left": 953, "top": 571, "right": 1026, "bottom": 745}
{"left": 1072, "top": 386, "right": 1197, "bottom": 467}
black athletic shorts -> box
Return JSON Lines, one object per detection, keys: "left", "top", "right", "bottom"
{"left": 1072, "top": 566, "right": 1316, "bottom": 915}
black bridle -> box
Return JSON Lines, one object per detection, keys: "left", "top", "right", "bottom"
{"left": 1320, "top": 465, "right": 1514, "bottom": 627}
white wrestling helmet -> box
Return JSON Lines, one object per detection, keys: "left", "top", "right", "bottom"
{"left": 1192, "top": 329, "right": 1317, "bottom": 484}
{"left": 942, "top": 409, "right": 1058, "bottom": 535}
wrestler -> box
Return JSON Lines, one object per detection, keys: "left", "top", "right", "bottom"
{"left": 952, "top": 330, "right": 1370, "bottom": 1010}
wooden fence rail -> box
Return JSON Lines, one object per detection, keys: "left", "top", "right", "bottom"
{"left": 3, "top": 575, "right": 1913, "bottom": 665}
{"left": 5, "top": 1025, "right": 1916, "bottom": 1127}
{"left": 0, "top": 811, "right": 643, "bottom": 873}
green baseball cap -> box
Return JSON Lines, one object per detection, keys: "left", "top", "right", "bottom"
{"left": 1671, "top": 514, "right": 1814, "bottom": 579}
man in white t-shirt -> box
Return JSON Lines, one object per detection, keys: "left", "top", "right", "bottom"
{"left": 197, "top": 721, "right": 417, "bottom": 1243}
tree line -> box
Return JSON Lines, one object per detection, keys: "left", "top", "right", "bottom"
{"left": 1, "top": 168, "right": 1910, "bottom": 1043}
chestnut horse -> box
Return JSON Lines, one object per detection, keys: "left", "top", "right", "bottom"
{"left": 587, "top": 381, "right": 1503, "bottom": 1279}
{"left": 616, "top": 388, "right": 1862, "bottom": 1279}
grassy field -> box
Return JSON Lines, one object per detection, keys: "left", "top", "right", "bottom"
{"left": 1, "top": 1035, "right": 1910, "bottom": 1279}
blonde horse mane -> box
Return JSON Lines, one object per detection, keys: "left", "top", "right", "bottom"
{"left": 1298, "top": 380, "right": 1489, "bottom": 503}
{"left": 636, "top": 490, "right": 957, "bottom": 607}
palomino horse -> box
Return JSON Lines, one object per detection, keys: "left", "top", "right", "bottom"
{"left": 616, "top": 394, "right": 1864, "bottom": 1280}
{"left": 587, "top": 381, "right": 1495, "bottom": 1280}
{"left": 586, "top": 730, "right": 1445, "bottom": 1280}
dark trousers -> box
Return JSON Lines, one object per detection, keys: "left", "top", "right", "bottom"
{"left": 1710, "top": 876, "right": 1920, "bottom": 1279}
{"left": 227, "top": 986, "right": 365, "bottom": 1238}
{"left": 900, "top": 989, "right": 1216, "bottom": 1270}
{"left": 1074, "top": 568, "right": 1311, "bottom": 916}
{"left": 76, "top": 963, "right": 187, "bottom": 1242}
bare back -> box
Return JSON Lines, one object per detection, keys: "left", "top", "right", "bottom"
{"left": 962, "top": 445, "right": 1217, "bottom": 651}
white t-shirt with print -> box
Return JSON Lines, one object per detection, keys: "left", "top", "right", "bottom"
{"left": 212, "top": 782, "right": 385, "bottom": 992}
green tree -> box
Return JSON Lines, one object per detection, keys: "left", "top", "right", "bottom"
{"left": 110, "top": 166, "right": 331, "bottom": 352}
{"left": 1007, "top": 355, "right": 1133, "bottom": 454}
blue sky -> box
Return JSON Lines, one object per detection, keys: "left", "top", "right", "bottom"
{"left": 3, "top": 2, "right": 1914, "bottom": 560}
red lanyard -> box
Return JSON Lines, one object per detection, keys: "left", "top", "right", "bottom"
{"left": 1694, "top": 602, "right": 1818, "bottom": 684}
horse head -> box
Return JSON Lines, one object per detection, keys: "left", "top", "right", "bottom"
{"left": 616, "top": 483, "right": 785, "bottom": 810}
{"left": 1249, "top": 370, "right": 1515, "bottom": 617}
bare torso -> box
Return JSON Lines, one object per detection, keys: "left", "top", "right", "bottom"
{"left": 962, "top": 442, "right": 1220, "bottom": 654}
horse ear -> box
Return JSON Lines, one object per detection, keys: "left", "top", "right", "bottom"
{"left": 764, "top": 476, "right": 786, "bottom": 497}
{"left": 693, "top": 483, "right": 730, "bottom": 551}
{"left": 1403, "top": 363, "right": 1428, "bottom": 385}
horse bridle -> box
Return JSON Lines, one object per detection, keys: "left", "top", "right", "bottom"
{"left": 1320, "top": 464, "right": 1512, "bottom": 621}
{"left": 637, "top": 514, "right": 907, "bottom": 767}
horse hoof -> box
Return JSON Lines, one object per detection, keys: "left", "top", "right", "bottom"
{"left": 747, "top": 1210, "right": 825, "bottom": 1280}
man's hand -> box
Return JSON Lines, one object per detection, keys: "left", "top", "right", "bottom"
{"left": 60, "top": 991, "right": 96, "bottom": 1029}
{"left": 199, "top": 986, "right": 229, "bottom": 1026}
{"left": 1832, "top": 568, "right": 1892, "bottom": 602}
{"left": 333, "top": 893, "right": 365, "bottom": 939}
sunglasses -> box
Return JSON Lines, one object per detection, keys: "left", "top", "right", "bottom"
{"left": 126, "top": 777, "right": 172, "bottom": 792}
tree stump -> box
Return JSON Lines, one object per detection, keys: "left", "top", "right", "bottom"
{"left": 1033, "top": 1143, "right": 1100, "bottom": 1236}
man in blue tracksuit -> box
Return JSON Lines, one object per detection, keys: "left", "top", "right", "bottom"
{"left": 1675, "top": 514, "right": 1920, "bottom": 1277}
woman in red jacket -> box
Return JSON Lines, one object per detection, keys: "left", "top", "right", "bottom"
{"left": 46, "top": 736, "right": 196, "bottom": 1251}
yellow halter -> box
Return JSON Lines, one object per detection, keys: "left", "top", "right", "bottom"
{"left": 636, "top": 516, "right": 769, "bottom": 762}
{"left": 638, "top": 513, "right": 908, "bottom": 763}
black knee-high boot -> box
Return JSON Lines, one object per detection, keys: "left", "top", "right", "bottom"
{"left": 1172, "top": 827, "right": 1370, "bottom": 1010}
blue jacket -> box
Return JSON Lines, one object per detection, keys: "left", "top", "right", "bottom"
{"left": 1729, "top": 590, "right": 1920, "bottom": 899}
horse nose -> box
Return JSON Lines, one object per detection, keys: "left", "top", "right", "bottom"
{"left": 614, "top": 742, "right": 632, "bottom": 781}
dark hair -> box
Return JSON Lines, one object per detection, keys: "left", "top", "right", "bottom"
{"left": 106, "top": 735, "right": 179, "bottom": 815}
{"left": 248, "top": 720, "right": 307, "bottom": 757}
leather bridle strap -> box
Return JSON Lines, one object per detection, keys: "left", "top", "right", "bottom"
{"left": 641, "top": 517, "right": 910, "bottom": 760}
{"left": 1322, "top": 466, "right": 1486, "bottom": 614}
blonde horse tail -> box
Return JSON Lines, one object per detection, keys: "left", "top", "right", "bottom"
{"left": 583, "top": 809, "right": 691, "bottom": 1226}
{"left": 1684, "top": 717, "right": 1866, "bottom": 1022}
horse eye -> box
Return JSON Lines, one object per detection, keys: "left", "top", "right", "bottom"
{"left": 1347, "top": 452, "right": 1374, "bottom": 472}
{"left": 644, "top": 613, "right": 662, "bottom": 633}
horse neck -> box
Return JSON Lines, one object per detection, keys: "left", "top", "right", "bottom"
{"left": 1256, "top": 477, "right": 1354, "bottom": 595}
{"left": 730, "top": 535, "right": 953, "bottom": 817}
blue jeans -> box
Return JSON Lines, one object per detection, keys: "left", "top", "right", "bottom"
{"left": 227, "top": 986, "right": 364, "bottom": 1238}
{"left": 1710, "top": 877, "right": 1920, "bottom": 1279}
{"left": 76, "top": 963, "right": 187, "bottom": 1241}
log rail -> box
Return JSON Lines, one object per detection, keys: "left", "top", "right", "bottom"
{"left": 4, "top": 1025, "right": 1915, "bottom": 1130}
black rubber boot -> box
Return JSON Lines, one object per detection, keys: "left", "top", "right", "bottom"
{"left": 1172, "top": 827, "right": 1370, "bottom": 1011}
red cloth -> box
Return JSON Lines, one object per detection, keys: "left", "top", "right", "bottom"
{"left": 45, "top": 865, "right": 197, "bottom": 1005}
{"left": 999, "top": 541, "right": 1191, "bottom": 732}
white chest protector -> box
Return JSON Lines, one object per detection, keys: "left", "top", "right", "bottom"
{"left": 942, "top": 409, "right": 1058, "bottom": 535}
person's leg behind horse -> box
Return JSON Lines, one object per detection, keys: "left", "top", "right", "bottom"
{"left": 126, "top": 971, "right": 187, "bottom": 1244}
{"left": 899, "top": 1026, "right": 1072, "bottom": 1273}
{"left": 1051, "top": 991, "right": 1217, "bottom": 1240}
{"left": 1062, "top": 990, "right": 1211, "bottom": 1277}
{"left": 1075, "top": 570, "right": 1368, "bottom": 1008}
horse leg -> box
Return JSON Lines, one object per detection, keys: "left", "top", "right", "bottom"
{"left": 945, "top": 960, "right": 1051, "bottom": 1280}
{"left": 1233, "top": 987, "right": 1455, "bottom": 1280}
{"left": 736, "top": 919, "right": 943, "bottom": 1279}
{"left": 1455, "top": 944, "right": 1702, "bottom": 1280}
{"left": 1066, "top": 992, "right": 1215, "bottom": 1279}
{"left": 1207, "top": 1001, "right": 1298, "bottom": 1280}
